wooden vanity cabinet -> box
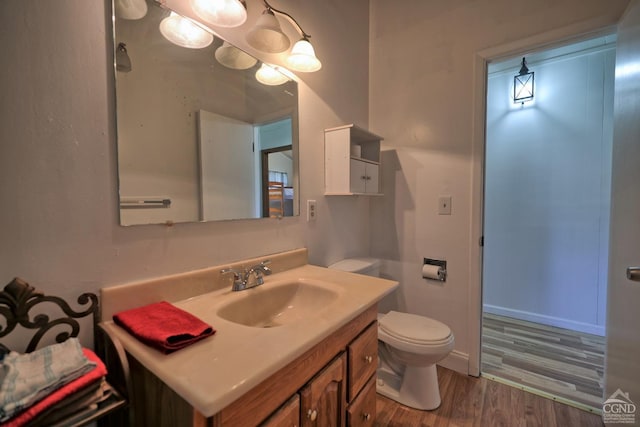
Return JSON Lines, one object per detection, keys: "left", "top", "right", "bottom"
{"left": 300, "top": 354, "right": 346, "bottom": 427}
{"left": 260, "top": 395, "right": 300, "bottom": 427}
{"left": 347, "top": 323, "right": 378, "bottom": 401}
{"left": 347, "top": 377, "right": 377, "bottom": 427}
{"left": 119, "top": 305, "right": 379, "bottom": 427}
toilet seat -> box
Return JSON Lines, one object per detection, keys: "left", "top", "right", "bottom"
{"left": 378, "top": 311, "right": 454, "bottom": 354}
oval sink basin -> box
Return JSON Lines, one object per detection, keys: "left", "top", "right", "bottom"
{"left": 216, "top": 279, "right": 340, "bottom": 328}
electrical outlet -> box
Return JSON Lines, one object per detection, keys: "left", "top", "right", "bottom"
{"left": 307, "top": 200, "right": 317, "bottom": 221}
{"left": 438, "top": 196, "right": 452, "bottom": 215}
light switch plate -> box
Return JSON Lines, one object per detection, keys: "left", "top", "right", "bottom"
{"left": 438, "top": 196, "right": 452, "bottom": 215}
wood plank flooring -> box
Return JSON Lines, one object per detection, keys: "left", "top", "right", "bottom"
{"left": 375, "top": 366, "right": 604, "bottom": 426}
{"left": 481, "top": 313, "right": 605, "bottom": 410}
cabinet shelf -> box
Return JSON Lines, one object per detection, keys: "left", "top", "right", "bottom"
{"left": 349, "top": 156, "right": 380, "bottom": 166}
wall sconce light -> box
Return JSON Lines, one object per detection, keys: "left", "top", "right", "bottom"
{"left": 159, "top": 11, "right": 214, "bottom": 49}
{"left": 215, "top": 41, "right": 258, "bottom": 70}
{"left": 255, "top": 63, "right": 289, "bottom": 85}
{"left": 514, "top": 57, "right": 534, "bottom": 103}
{"left": 116, "top": 42, "right": 132, "bottom": 72}
{"left": 190, "top": 0, "right": 247, "bottom": 28}
{"left": 246, "top": 0, "right": 322, "bottom": 72}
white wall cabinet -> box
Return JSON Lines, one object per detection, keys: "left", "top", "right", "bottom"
{"left": 325, "top": 124, "right": 383, "bottom": 196}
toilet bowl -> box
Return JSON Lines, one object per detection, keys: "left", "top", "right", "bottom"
{"left": 328, "top": 258, "right": 455, "bottom": 410}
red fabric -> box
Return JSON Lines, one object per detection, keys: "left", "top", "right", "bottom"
{"left": 113, "top": 301, "right": 215, "bottom": 353}
{"left": 2, "top": 349, "right": 107, "bottom": 427}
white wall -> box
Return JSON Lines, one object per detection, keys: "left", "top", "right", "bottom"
{"left": 369, "top": 0, "right": 629, "bottom": 371}
{"left": 0, "top": 0, "right": 371, "bottom": 340}
{"left": 483, "top": 46, "right": 614, "bottom": 336}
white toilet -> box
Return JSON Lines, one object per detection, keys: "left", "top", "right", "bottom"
{"left": 328, "top": 257, "right": 455, "bottom": 410}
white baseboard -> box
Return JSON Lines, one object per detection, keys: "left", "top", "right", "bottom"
{"left": 483, "top": 304, "right": 605, "bottom": 336}
{"left": 438, "top": 350, "right": 469, "bottom": 375}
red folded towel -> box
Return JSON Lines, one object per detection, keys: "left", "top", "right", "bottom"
{"left": 3, "top": 349, "right": 107, "bottom": 427}
{"left": 113, "top": 301, "right": 215, "bottom": 353}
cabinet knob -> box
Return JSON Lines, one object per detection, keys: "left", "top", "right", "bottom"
{"left": 364, "top": 355, "right": 373, "bottom": 364}
{"left": 363, "top": 412, "right": 371, "bottom": 421}
{"left": 365, "top": 176, "right": 371, "bottom": 180}
{"left": 361, "top": 175, "right": 367, "bottom": 180}
{"left": 307, "top": 409, "right": 318, "bottom": 421}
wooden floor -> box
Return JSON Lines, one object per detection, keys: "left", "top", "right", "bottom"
{"left": 481, "top": 313, "right": 605, "bottom": 410}
{"left": 375, "top": 366, "right": 604, "bottom": 426}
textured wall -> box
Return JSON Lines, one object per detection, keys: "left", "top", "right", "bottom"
{"left": 369, "top": 0, "right": 629, "bottom": 370}
{"left": 0, "top": 0, "right": 371, "bottom": 313}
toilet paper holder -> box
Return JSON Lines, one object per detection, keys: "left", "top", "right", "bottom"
{"left": 423, "top": 258, "right": 447, "bottom": 282}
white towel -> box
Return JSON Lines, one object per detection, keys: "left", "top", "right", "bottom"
{"left": 0, "top": 338, "right": 96, "bottom": 421}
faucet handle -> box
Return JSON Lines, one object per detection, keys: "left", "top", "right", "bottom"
{"left": 259, "top": 259, "right": 272, "bottom": 275}
{"left": 221, "top": 267, "right": 242, "bottom": 280}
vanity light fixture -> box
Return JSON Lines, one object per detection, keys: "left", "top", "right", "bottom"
{"left": 255, "top": 63, "right": 289, "bottom": 85}
{"left": 246, "top": 8, "right": 290, "bottom": 53}
{"left": 514, "top": 57, "right": 534, "bottom": 103}
{"left": 247, "top": 0, "right": 322, "bottom": 72}
{"left": 114, "top": 0, "right": 148, "bottom": 20}
{"left": 190, "top": 0, "right": 247, "bottom": 28}
{"left": 287, "top": 36, "right": 321, "bottom": 72}
{"left": 215, "top": 41, "right": 258, "bottom": 70}
{"left": 116, "top": 42, "right": 132, "bottom": 73}
{"left": 159, "top": 11, "right": 214, "bottom": 49}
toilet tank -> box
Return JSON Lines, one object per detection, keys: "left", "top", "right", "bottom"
{"left": 328, "top": 258, "right": 381, "bottom": 277}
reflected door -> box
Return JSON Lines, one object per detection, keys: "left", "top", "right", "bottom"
{"left": 198, "top": 110, "right": 255, "bottom": 221}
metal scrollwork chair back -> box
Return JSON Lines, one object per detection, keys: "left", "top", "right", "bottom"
{"left": 0, "top": 277, "right": 99, "bottom": 354}
{"left": 0, "top": 277, "right": 129, "bottom": 426}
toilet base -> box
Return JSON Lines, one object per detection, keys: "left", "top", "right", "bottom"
{"left": 376, "top": 364, "right": 442, "bottom": 410}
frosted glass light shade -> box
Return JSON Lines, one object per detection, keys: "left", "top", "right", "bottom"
{"left": 190, "top": 0, "right": 247, "bottom": 28}
{"left": 246, "top": 9, "right": 290, "bottom": 53}
{"left": 159, "top": 12, "right": 214, "bottom": 49}
{"left": 286, "top": 38, "right": 321, "bottom": 72}
{"left": 215, "top": 42, "right": 257, "bottom": 70}
{"left": 255, "top": 63, "right": 289, "bottom": 86}
{"left": 115, "top": 0, "right": 147, "bottom": 20}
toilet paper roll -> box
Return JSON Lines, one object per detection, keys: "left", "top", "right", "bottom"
{"left": 422, "top": 264, "right": 443, "bottom": 280}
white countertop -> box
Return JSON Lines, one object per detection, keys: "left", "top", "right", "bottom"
{"left": 100, "top": 264, "right": 397, "bottom": 418}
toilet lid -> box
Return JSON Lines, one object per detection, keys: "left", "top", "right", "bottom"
{"left": 379, "top": 311, "right": 452, "bottom": 344}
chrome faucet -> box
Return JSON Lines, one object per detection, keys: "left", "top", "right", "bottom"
{"left": 221, "top": 260, "right": 272, "bottom": 291}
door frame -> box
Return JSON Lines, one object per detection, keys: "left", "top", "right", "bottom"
{"left": 468, "top": 23, "right": 618, "bottom": 376}
{"left": 261, "top": 145, "right": 293, "bottom": 218}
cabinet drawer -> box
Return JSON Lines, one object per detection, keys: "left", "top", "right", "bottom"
{"left": 347, "top": 322, "right": 377, "bottom": 401}
{"left": 347, "top": 376, "right": 376, "bottom": 427}
{"left": 260, "top": 394, "right": 300, "bottom": 427}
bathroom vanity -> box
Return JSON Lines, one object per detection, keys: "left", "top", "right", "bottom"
{"left": 99, "top": 249, "right": 397, "bottom": 426}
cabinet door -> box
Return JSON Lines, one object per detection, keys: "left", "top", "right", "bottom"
{"left": 349, "top": 159, "right": 367, "bottom": 194}
{"left": 347, "top": 376, "right": 376, "bottom": 427}
{"left": 261, "top": 394, "right": 300, "bottom": 427}
{"left": 301, "top": 353, "right": 346, "bottom": 427}
{"left": 364, "top": 164, "right": 379, "bottom": 194}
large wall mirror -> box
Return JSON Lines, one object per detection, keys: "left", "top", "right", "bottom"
{"left": 113, "top": 0, "right": 299, "bottom": 226}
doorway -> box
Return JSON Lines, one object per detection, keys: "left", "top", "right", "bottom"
{"left": 480, "top": 35, "right": 615, "bottom": 410}
{"left": 260, "top": 145, "right": 293, "bottom": 218}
